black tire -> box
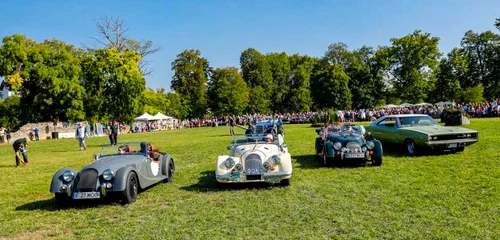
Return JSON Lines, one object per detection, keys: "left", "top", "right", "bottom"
{"left": 280, "top": 178, "right": 291, "bottom": 186}
{"left": 122, "top": 171, "right": 138, "bottom": 204}
{"left": 55, "top": 193, "right": 70, "bottom": 207}
{"left": 451, "top": 147, "right": 465, "bottom": 153}
{"left": 372, "top": 156, "right": 382, "bottom": 166}
{"left": 164, "top": 160, "right": 175, "bottom": 183}
{"left": 405, "top": 139, "right": 417, "bottom": 156}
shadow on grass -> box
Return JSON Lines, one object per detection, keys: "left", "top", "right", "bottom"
{"left": 15, "top": 197, "right": 123, "bottom": 211}
{"left": 294, "top": 154, "right": 378, "bottom": 169}
{"left": 16, "top": 184, "right": 162, "bottom": 211}
{"left": 180, "top": 171, "right": 277, "bottom": 192}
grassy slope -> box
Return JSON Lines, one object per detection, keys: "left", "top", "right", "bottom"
{"left": 0, "top": 119, "right": 498, "bottom": 239}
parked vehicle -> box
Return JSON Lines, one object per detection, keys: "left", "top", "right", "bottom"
{"left": 315, "top": 123, "right": 383, "bottom": 166}
{"left": 50, "top": 142, "right": 175, "bottom": 206}
{"left": 365, "top": 114, "right": 478, "bottom": 155}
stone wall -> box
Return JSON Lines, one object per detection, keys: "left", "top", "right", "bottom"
{"left": 4, "top": 122, "right": 79, "bottom": 143}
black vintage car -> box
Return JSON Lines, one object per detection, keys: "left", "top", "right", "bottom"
{"left": 315, "top": 124, "right": 383, "bottom": 166}
{"left": 50, "top": 142, "right": 175, "bottom": 206}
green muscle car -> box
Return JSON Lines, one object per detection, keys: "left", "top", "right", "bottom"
{"left": 365, "top": 114, "right": 478, "bottom": 155}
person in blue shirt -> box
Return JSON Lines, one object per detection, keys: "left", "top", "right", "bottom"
{"left": 33, "top": 127, "right": 39, "bottom": 141}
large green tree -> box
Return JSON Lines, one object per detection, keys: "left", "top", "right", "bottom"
{"left": 310, "top": 60, "right": 352, "bottom": 110}
{"left": 207, "top": 67, "right": 249, "bottom": 115}
{"left": 240, "top": 48, "right": 273, "bottom": 113}
{"left": 0, "top": 96, "right": 21, "bottom": 129}
{"left": 266, "top": 52, "right": 290, "bottom": 113}
{"left": 378, "top": 30, "right": 441, "bottom": 103}
{"left": 285, "top": 54, "right": 315, "bottom": 112}
{"left": 0, "top": 35, "right": 85, "bottom": 123}
{"left": 171, "top": 49, "right": 211, "bottom": 118}
{"left": 81, "top": 48, "right": 145, "bottom": 122}
{"left": 142, "top": 88, "right": 167, "bottom": 115}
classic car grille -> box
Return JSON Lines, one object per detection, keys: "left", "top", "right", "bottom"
{"left": 76, "top": 169, "right": 98, "bottom": 190}
{"left": 434, "top": 133, "right": 478, "bottom": 141}
{"left": 345, "top": 142, "right": 362, "bottom": 153}
{"left": 245, "top": 154, "right": 262, "bottom": 175}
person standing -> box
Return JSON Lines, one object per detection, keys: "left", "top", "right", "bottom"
{"left": 75, "top": 123, "right": 87, "bottom": 150}
{"left": 33, "top": 127, "right": 39, "bottom": 141}
{"left": 229, "top": 116, "right": 235, "bottom": 136}
{"left": 13, "top": 138, "right": 28, "bottom": 167}
{"left": 111, "top": 121, "right": 119, "bottom": 145}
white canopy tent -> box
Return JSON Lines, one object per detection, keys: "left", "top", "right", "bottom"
{"left": 153, "top": 112, "right": 173, "bottom": 120}
{"left": 135, "top": 113, "right": 154, "bottom": 121}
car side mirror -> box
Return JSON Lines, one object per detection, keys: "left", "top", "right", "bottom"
{"left": 93, "top": 153, "right": 98, "bottom": 161}
{"left": 227, "top": 146, "right": 233, "bottom": 150}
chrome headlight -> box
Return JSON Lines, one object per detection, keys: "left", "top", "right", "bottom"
{"left": 366, "top": 141, "right": 375, "bottom": 149}
{"left": 333, "top": 142, "right": 342, "bottom": 150}
{"left": 234, "top": 163, "right": 243, "bottom": 172}
{"left": 270, "top": 155, "right": 281, "bottom": 165}
{"left": 102, "top": 169, "right": 114, "bottom": 181}
{"left": 225, "top": 158, "right": 235, "bottom": 168}
{"left": 362, "top": 147, "right": 367, "bottom": 152}
{"left": 263, "top": 162, "right": 271, "bottom": 171}
{"left": 342, "top": 147, "right": 348, "bottom": 152}
{"left": 62, "top": 170, "right": 74, "bottom": 182}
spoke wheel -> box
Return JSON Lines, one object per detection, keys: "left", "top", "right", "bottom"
{"left": 122, "top": 172, "right": 138, "bottom": 204}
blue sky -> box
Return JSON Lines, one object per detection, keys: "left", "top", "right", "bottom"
{"left": 1, "top": 0, "right": 499, "bottom": 91}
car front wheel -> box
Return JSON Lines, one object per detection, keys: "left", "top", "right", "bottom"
{"left": 372, "top": 156, "right": 382, "bottom": 166}
{"left": 280, "top": 178, "right": 291, "bottom": 186}
{"left": 122, "top": 172, "right": 138, "bottom": 204}
{"left": 405, "top": 139, "right": 417, "bottom": 156}
{"left": 55, "top": 193, "right": 70, "bottom": 207}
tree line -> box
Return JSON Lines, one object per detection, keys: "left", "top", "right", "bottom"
{"left": 1, "top": 17, "right": 499, "bottom": 129}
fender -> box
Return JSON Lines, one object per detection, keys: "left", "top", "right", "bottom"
{"left": 371, "top": 139, "right": 383, "bottom": 157}
{"left": 50, "top": 168, "right": 78, "bottom": 193}
{"left": 161, "top": 154, "right": 174, "bottom": 178}
{"left": 315, "top": 137, "right": 323, "bottom": 154}
{"left": 325, "top": 142, "right": 335, "bottom": 158}
{"left": 110, "top": 166, "right": 136, "bottom": 192}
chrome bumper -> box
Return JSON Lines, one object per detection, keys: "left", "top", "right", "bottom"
{"left": 426, "top": 138, "right": 478, "bottom": 146}
{"left": 216, "top": 171, "right": 292, "bottom": 183}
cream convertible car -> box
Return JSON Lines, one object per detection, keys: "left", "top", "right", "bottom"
{"left": 215, "top": 133, "right": 292, "bottom": 186}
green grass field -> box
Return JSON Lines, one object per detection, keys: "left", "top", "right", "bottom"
{"left": 0, "top": 119, "right": 499, "bottom": 239}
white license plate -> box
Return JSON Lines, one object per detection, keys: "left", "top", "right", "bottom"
{"left": 246, "top": 169, "right": 261, "bottom": 175}
{"left": 72, "top": 192, "right": 100, "bottom": 199}
{"left": 265, "top": 177, "right": 281, "bottom": 183}
{"left": 345, "top": 153, "right": 365, "bottom": 158}
{"left": 448, "top": 143, "right": 458, "bottom": 148}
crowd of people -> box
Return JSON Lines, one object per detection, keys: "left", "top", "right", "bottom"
{"left": 174, "top": 99, "right": 500, "bottom": 128}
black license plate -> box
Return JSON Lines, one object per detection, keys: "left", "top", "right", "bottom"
{"left": 345, "top": 153, "right": 364, "bottom": 158}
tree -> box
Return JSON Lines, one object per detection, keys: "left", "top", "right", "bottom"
{"left": 171, "top": 49, "right": 211, "bottom": 118}
{"left": 285, "top": 54, "right": 315, "bottom": 112}
{"left": 430, "top": 58, "right": 461, "bottom": 102}
{"left": 81, "top": 48, "right": 145, "bottom": 123}
{"left": 0, "top": 35, "right": 85, "bottom": 123}
{"left": 93, "top": 16, "right": 160, "bottom": 76}
{"left": 460, "top": 29, "right": 500, "bottom": 99}
{"left": 164, "top": 92, "right": 189, "bottom": 120}
{"left": 460, "top": 84, "right": 484, "bottom": 103}
{"left": 207, "top": 67, "right": 249, "bottom": 115}
{"left": 0, "top": 96, "right": 21, "bottom": 129}
{"left": 142, "top": 88, "right": 167, "bottom": 115}
{"left": 240, "top": 48, "right": 273, "bottom": 113}
{"left": 310, "top": 60, "right": 352, "bottom": 110}
{"left": 378, "top": 30, "right": 441, "bottom": 103}
{"left": 266, "top": 52, "right": 290, "bottom": 113}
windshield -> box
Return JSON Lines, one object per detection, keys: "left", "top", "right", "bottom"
{"left": 232, "top": 134, "right": 279, "bottom": 146}
{"left": 399, "top": 116, "right": 439, "bottom": 127}
{"left": 324, "top": 124, "right": 363, "bottom": 134}
{"left": 98, "top": 142, "right": 147, "bottom": 157}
